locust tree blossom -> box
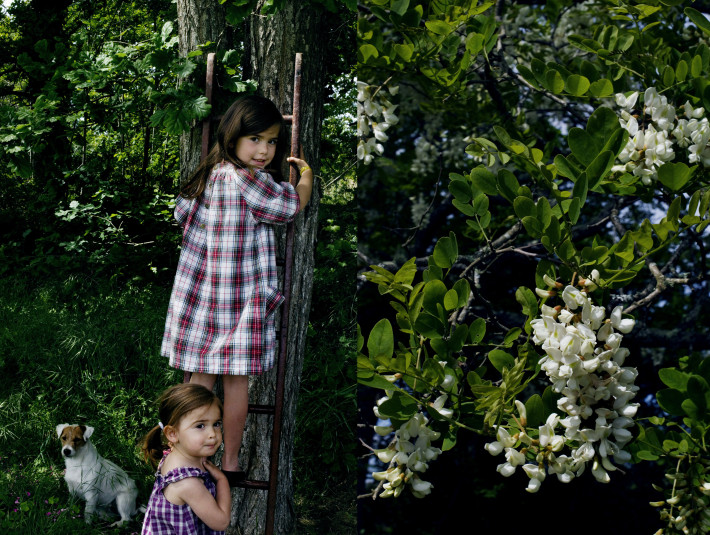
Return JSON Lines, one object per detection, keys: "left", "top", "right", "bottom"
{"left": 371, "top": 396, "right": 444, "bottom": 498}
{"left": 357, "top": 81, "right": 399, "bottom": 164}
{"left": 485, "top": 275, "right": 638, "bottom": 492}
{"left": 612, "top": 86, "right": 710, "bottom": 184}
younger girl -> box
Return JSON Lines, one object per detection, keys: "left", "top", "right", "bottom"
{"left": 160, "top": 94, "right": 313, "bottom": 484}
{"left": 141, "top": 383, "right": 231, "bottom": 534}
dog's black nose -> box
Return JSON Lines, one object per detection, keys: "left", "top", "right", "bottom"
{"left": 63, "top": 448, "right": 72, "bottom": 457}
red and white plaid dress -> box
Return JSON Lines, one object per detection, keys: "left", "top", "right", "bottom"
{"left": 161, "top": 161, "right": 300, "bottom": 375}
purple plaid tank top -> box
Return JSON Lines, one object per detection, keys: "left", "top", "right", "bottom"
{"left": 141, "top": 457, "right": 225, "bottom": 534}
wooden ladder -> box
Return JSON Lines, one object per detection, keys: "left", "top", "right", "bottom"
{"left": 185, "top": 51, "right": 303, "bottom": 535}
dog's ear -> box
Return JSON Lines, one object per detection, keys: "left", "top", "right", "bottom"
{"left": 83, "top": 426, "right": 94, "bottom": 439}
{"left": 56, "top": 424, "right": 71, "bottom": 438}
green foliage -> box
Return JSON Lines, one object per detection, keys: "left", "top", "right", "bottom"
{"left": 0, "top": 276, "right": 176, "bottom": 533}
{"left": 630, "top": 355, "right": 710, "bottom": 534}
{"left": 223, "top": 0, "right": 356, "bottom": 25}
{"left": 358, "top": 0, "right": 710, "bottom": 531}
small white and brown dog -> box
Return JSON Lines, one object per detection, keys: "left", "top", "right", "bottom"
{"left": 56, "top": 424, "right": 139, "bottom": 526}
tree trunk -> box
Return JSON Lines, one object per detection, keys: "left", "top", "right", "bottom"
{"left": 175, "top": 0, "right": 230, "bottom": 185}
{"left": 229, "top": 3, "right": 326, "bottom": 534}
{"left": 176, "top": 1, "right": 327, "bottom": 533}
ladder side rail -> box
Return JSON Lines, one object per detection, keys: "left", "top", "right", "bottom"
{"left": 264, "top": 51, "right": 302, "bottom": 535}
{"left": 185, "top": 51, "right": 217, "bottom": 385}
{"left": 201, "top": 53, "right": 216, "bottom": 161}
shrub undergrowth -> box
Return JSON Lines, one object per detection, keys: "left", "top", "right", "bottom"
{"left": 0, "top": 178, "right": 356, "bottom": 534}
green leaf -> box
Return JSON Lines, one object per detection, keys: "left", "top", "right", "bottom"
{"left": 414, "top": 312, "right": 446, "bottom": 339}
{"left": 358, "top": 44, "right": 379, "bottom": 63}
{"left": 367, "top": 319, "right": 394, "bottom": 360}
{"left": 432, "top": 233, "right": 458, "bottom": 268}
{"left": 662, "top": 65, "right": 675, "bottom": 87}
{"left": 425, "top": 20, "right": 452, "bottom": 36}
{"left": 453, "top": 199, "right": 476, "bottom": 216}
{"left": 659, "top": 367, "right": 691, "bottom": 390}
{"left": 422, "top": 358, "right": 445, "bottom": 385}
{"left": 687, "top": 375, "right": 709, "bottom": 412}
{"left": 657, "top": 162, "right": 695, "bottom": 191}
{"left": 470, "top": 167, "right": 498, "bottom": 195}
{"left": 525, "top": 394, "right": 545, "bottom": 427}
{"left": 444, "top": 289, "right": 459, "bottom": 311}
{"left": 473, "top": 193, "right": 489, "bottom": 215}
{"left": 572, "top": 172, "right": 588, "bottom": 204}
{"left": 358, "top": 370, "right": 398, "bottom": 390}
{"left": 497, "top": 169, "right": 520, "bottom": 203}
{"left": 586, "top": 150, "right": 614, "bottom": 190}
{"left": 422, "top": 279, "right": 447, "bottom": 314}
{"left": 554, "top": 154, "right": 581, "bottom": 179}
{"left": 470, "top": 318, "right": 486, "bottom": 344}
{"left": 514, "top": 196, "right": 536, "bottom": 219}
{"left": 390, "top": 0, "right": 410, "bottom": 16}
{"left": 656, "top": 388, "right": 686, "bottom": 416}
{"left": 545, "top": 69, "right": 565, "bottom": 94}
{"left": 502, "top": 327, "right": 522, "bottom": 346}
{"left": 588, "top": 106, "right": 623, "bottom": 153}
{"left": 685, "top": 7, "right": 710, "bottom": 37}
{"left": 452, "top": 279, "right": 471, "bottom": 308}
{"left": 691, "top": 54, "right": 703, "bottom": 77}
{"left": 565, "top": 74, "right": 590, "bottom": 96}
{"left": 630, "top": 219, "right": 654, "bottom": 252}
{"left": 488, "top": 350, "right": 515, "bottom": 373}
{"left": 681, "top": 398, "right": 701, "bottom": 419}
{"left": 393, "top": 43, "right": 413, "bottom": 61}
{"left": 568, "top": 128, "right": 598, "bottom": 166}
{"left": 449, "top": 176, "right": 472, "bottom": 202}
{"left": 379, "top": 393, "right": 419, "bottom": 420}
{"left": 522, "top": 216, "right": 543, "bottom": 237}
{"left": 589, "top": 78, "right": 614, "bottom": 98}
{"left": 567, "top": 197, "right": 582, "bottom": 224}
{"left": 613, "top": 232, "right": 634, "bottom": 264}
{"left": 515, "top": 286, "right": 538, "bottom": 318}
{"left": 636, "top": 450, "right": 659, "bottom": 461}
{"left": 394, "top": 257, "right": 418, "bottom": 286}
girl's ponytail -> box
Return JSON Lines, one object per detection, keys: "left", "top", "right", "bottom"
{"left": 141, "top": 425, "right": 165, "bottom": 468}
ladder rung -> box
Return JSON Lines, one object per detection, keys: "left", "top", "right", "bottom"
{"left": 232, "top": 478, "right": 269, "bottom": 490}
{"left": 248, "top": 403, "right": 275, "bottom": 415}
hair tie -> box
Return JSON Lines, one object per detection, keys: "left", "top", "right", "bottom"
{"left": 299, "top": 166, "right": 311, "bottom": 176}
{"left": 158, "top": 422, "right": 165, "bottom": 430}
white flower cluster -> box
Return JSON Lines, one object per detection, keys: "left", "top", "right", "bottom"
{"left": 485, "top": 275, "right": 639, "bottom": 492}
{"left": 357, "top": 81, "right": 399, "bottom": 164}
{"left": 613, "top": 87, "right": 708, "bottom": 184}
{"left": 371, "top": 392, "right": 450, "bottom": 498}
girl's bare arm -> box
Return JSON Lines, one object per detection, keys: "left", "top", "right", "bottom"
{"left": 287, "top": 156, "right": 313, "bottom": 211}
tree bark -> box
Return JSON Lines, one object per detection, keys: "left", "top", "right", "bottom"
{"left": 175, "top": 0, "right": 231, "bottom": 185}
{"left": 177, "top": 1, "right": 327, "bottom": 533}
{"left": 229, "top": 3, "right": 326, "bottom": 534}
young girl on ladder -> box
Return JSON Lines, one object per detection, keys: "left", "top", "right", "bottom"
{"left": 161, "top": 94, "right": 313, "bottom": 485}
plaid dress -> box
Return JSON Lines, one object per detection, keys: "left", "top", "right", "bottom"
{"left": 141, "top": 457, "right": 223, "bottom": 535}
{"left": 161, "top": 161, "right": 300, "bottom": 375}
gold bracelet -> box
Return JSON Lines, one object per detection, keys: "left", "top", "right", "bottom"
{"left": 299, "top": 165, "right": 311, "bottom": 176}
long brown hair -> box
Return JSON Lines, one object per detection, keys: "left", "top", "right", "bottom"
{"left": 140, "top": 383, "right": 223, "bottom": 467}
{"left": 180, "top": 94, "right": 288, "bottom": 199}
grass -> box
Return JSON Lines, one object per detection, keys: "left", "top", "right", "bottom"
{"left": 0, "top": 187, "right": 357, "bottom": 534}
{"left": 0, "top": 165, "right": 357, "bottom": 534}
{"left": 0, "top": 275, "right": 175, "bottom": 534}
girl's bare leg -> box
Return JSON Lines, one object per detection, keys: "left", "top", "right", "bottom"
{"left": 189, "top": 372, "right": 217, "bottom": 390}
{"left": 221, "top": 374, "right": 249, "bottom": 472}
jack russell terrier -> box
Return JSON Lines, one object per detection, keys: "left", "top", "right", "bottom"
{"left": 56, "top": 424, "right": 140, "bottom": 526}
